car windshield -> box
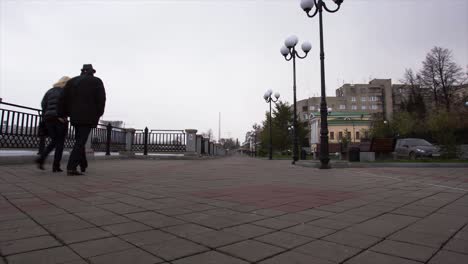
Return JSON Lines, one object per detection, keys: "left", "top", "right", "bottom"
{"left": 407, "top": 139, "right": 432, "bottom": 146}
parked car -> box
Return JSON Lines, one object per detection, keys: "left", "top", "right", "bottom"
{"left": 395, "top": 138, "right": 441, "bottom": 159}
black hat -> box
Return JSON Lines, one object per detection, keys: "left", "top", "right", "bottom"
{"left": 81, "top": 64, "right": 96, "bottom": 73}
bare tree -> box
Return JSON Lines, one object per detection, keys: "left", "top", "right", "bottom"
{"left": 201, "top": 129, "right": 213, "bottom": 139}
{"left": 420, "top": 47, "right": 464, "bottom": 111}
{"left": 400, "top": 68, "right": 426, "bottom": 117}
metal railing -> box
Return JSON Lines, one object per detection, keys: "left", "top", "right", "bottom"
{"left": 132, "top": 128, "right": 186, "bottom": 154}
{"left": 90, "top": 123, "right": 126, "bottom": 153}
{"left": 1, "top": 101, "right": 122, "bottom": 153}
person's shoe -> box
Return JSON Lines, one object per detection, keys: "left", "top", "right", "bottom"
{"left": 35, "top": 158, "right": 45, "bottom": 170}
{"left": 53, "top": 168, "right": 63, "bottom": 173}
{"left": 80, "top": 167, "right": 87, "bottom": 173}
{"left": 67, "top": 170, "right": 83, "bottom": 176}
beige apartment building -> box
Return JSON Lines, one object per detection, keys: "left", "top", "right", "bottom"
{"left": 297, "top": 79, "right": 404, "bottom": 149}
{"left": 297, "top": 79, "right": 396, "bottom": 124}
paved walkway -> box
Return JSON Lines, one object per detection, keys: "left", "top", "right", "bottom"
{"left": 1, "top": 156, "right": 467, "bottom": 264}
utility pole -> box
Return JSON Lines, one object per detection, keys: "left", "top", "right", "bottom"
{"left": 218, "top": 112, "right": 221, "bottom": 143}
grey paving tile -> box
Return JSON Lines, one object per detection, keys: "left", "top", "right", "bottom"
{"left": 344, "top": 250, "right": 422, "bottom": 264}
{"left": 44, "top": 219, "right": 94, "bottom": 234}
{"left": 0, "top": 218, "right": 38, "bottom": 231}
{"left": 142, "top": 237, "right": 209, "bottom": 261}
{"left": 218, "top": 240, "right": 285, "bottom": 262}
{"left": 98, "top": 202, "right": 146, "bottom": 214}
{"left": 370, "top": 239, "right": 437, "bottom": 262}
{"left": 428, "top": 250, "right": 468, "bottom": 264}
{"left": 70, "top": 237, "right": 134, "bottom": 258}
{"left": 172, "top": 251, "right": 248, "bottom": 264}
{"left": 56, "top": 227, "right": 112, "bottom": 244}
{"left": 283, "top": 224, "right": 336, "bottom": 238}
{"left": 259, "top": 251, "right": 334, "bottom": 264}
{"left": 88, "top": 248, "right": 164, "bottom": 264}
{"left": 443, "top": 238, "right": 468, "bottom": 255}
{"left": 255, "top": 231, "right": 314, "bottom": 249}
{"left": 295, "top": 240, "right": 361, "bottom": 263}
{"left": 85, "top": 214, "right": 132, "bottom": 226}
{"left": 274, "top": 213, "right": 322, "bottom": 224}
{"left": 346, "top": 214, "right": 419, "bottom": 237}
{"left": 307, "top": 218, "right": 353, "bottom": 230}
{"left": 0, "top": 235, "right": 61, "bottom": 255}
{"left": 7, "top": 246, "right": 82, "bottom": 264}
{"left": 102, "top": 221, "right": 151, "bottom": 235}
{"left": 0, "top": 226, "right": 48, "bottom": 242}
{"left": 252, "top": 218, "right": 298, "bottom": 230}
{"left": 389, "top": 229, "right": 450, "bottom": 248}
{"left": 185, "top": 230, "right": 246, "bottom": 248}
{"left": 323, "top": 230, "right": 382, "bottom": 249}
{"left": 223, "top": 224, "right": 274, "bottom": 238}
{"left": 120, "top": 230, "right": 177, "bottom": 246}
{"left": 162, "top": 223, "right": 213, "bottom": 238}
{"left": 252, "top": 209, "right": 286, "bottom": 217}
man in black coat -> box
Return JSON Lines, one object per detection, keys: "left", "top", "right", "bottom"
{"left": 63, "top": 64, "right": 106, "bottom": 176}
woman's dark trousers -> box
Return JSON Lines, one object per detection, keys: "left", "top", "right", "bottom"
{"left": 38, "top": 120, "right": 67, "bottom": 169}
{"left": 67, "top": 126, "right": 91, "bottom": 171}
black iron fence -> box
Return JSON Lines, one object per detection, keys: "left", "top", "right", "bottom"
{"left": 1, "top": 101, "right": 188, "bottom": 155}
{"left": 132, "top": 128, "right": 186, "bottom": 154}
{"left": 90, "top": 123, "right": 126, "bottom": 153}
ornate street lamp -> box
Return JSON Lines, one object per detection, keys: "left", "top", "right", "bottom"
{"left": 281, "top": 35, "right": 312, "bottom": 164}
{"left": 300, "top": 0, "right": 344, "bottom": 169}
{"left": 264, "top": 90, "right": 280, "bottom": 160}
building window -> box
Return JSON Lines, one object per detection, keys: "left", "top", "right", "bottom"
{"left": 371, "top": 105, "right": 378, "bottom": 110}
{"left": 351, "top": 97, "right": 356, "bottom": 102}
{"left": 362, "top": 105, "right": 367, "bottom": 110}
{"left": 309, "top": 106, "right": 315, "bottom": 111}
{"left": 365, "top": 131, "right": 369, "bottom": 139}
{"left": 304, "top": 114, "right": 308, "bottom": 120}
{"left": 370, "top": 96, "right": 378, "bottom": 101}
{"left": 339, "top": 105, "right": 346, "bottom": 110}
{"left": 351, "top": 105, "right": 357, "bottom": 110}
{"left": 356, "top": 131, "right": 360, "bottom": 140}
{"left": 330, "top": 132, "right": 335, "bottom": 140}
{"left": 302, "top": 106, "right": 308, "bottom": 112}
{"left": 347, "top": 132, "right": 351, "bottom": 139}
{"left": 338, "top": 132, "right": 343, "bottom": 140}
{"left": 361, "top": 97, "right": 367, "bottom": 102}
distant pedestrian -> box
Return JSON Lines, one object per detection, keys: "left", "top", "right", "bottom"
{"left": 64, "top": 64, "right": 106, "bottom": 176}
{"left": 35, "top": 76, "right": 70, "bottom": 172}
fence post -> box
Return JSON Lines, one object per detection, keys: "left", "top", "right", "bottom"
{"left": 105, "top": 123, "right": 112, "bottom": 156}
{"left": 144, "top": 127, "right": 149, "bottom": 156}
{"left": 184, "top": 129, "right": 198, "bottom": 156}
{"left": 196, "top": 135, "right": 202, "bottom": 155}
{"left": 203, "top": 138, "right": 209, "bottom": 155}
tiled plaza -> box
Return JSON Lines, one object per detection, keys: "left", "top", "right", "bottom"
{"left": 1, "top": 157, "right": 467, "bottom": 264}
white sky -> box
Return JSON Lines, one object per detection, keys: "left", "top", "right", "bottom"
{"left": 1, "top": 0, "right": 467, "bottom": 142}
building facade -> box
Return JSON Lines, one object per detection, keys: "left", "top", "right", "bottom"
{"left": 309, "top": 112, "right": 372, "bottom": 144}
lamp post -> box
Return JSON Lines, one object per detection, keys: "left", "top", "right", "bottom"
{"left": 264, "top": 90, "right": 281, "bottom": 160}
{"left": 300, "top": 0, "right": 344, "bottom": 169}
{"left": 281, "top": 36, "right": 312, "bottom": 164}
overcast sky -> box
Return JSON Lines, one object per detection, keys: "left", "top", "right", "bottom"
{"left": 1, "top": 0, "right": 467, "bottom": 142}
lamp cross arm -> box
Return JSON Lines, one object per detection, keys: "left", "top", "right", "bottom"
{"left": 296, "top": 52, "right": 308, "bottom": 59}
{"left": 322, "top": 0, "right": 342, "bottom": 13}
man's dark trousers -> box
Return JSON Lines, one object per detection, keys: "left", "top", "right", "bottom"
{"left": 67, "top": 126, "right": 92, "bottom": 171}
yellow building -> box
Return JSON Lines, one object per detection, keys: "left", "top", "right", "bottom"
{"left": 309, "top": 112, "right": 372, "bottom": 146}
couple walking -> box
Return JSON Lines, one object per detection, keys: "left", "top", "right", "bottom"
{"left": 36, "top": 64, "right": 106, "bottom": 176}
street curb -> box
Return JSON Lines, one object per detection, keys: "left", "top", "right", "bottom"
{"left": 0, "top": 153, "right": 224, "bottom": 166}
{"left": 296, "top": 161, "right": 468, "bottom": 168}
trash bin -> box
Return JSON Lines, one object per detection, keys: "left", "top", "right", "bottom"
{"left": 349, "top": 147, "right": 360, "bottom": 162}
